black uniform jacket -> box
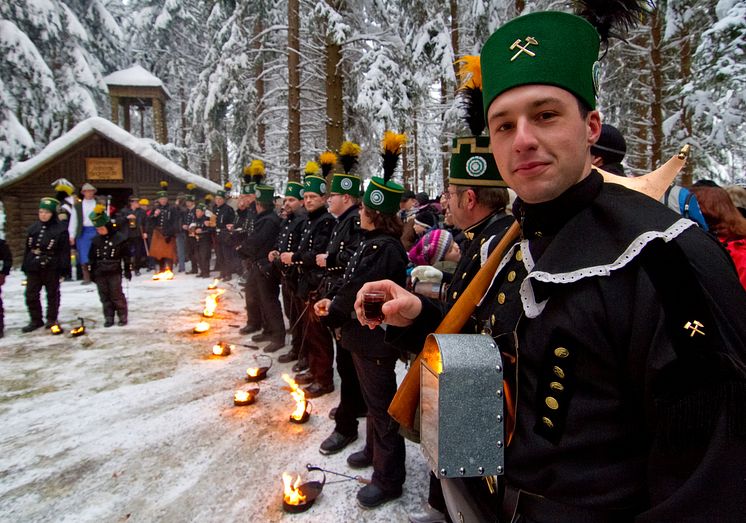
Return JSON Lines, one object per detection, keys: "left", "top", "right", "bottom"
{"left": 0, "top": 239, "right": 12, "bottom": 275}
{"left": 237, "top": 209, "right": 282, "bottom": 272}
{"left": 149, "top": 204, "right": 178, "bottom": 238}
{"left": 321, "top": 230, "right": 408, "bottom": 358}
{"left": 292, "top": 206, "right": 336, "bottom": 299}
{"left": 323, "top": 205, "right": 362, "bottom": 295}
{"left": 274, "top": 209, "right": 307, "bottom": 289}
{"left": 22, "top": 218, "right": 70, "bottom": 274}
{"left": 115, "top": 207, "right": 146, "bottom": 239}
{"left": 232, "top": 206, "right": 254, "bottom": 247}
{"left": 90, "top": 230, "right": 131, "bottom": 278}
{"left": 214, "top": 203, "right": 236, "bottom": 240}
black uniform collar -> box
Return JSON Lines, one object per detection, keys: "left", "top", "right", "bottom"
{"left": 463, "top": 210, "right": 505, "bottom": 241}
{"left": 336, "top": 205, "right": 358, "bottom": 222}
{"left": 514, "top": 171, "right": 602, "bottom": 241}
{"left": 256, "top": 208, "right": 274, "bottom": 219}
{"left": 307, "top": 206, "right": 327, "bottom": 220}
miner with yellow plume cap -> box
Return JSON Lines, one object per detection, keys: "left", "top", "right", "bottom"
{"left": 236, "top": 160, "right": 265, "bottom": 335}
{"left": 314, "top": 140, "right": 368, "bottom": 457}
{"left": 148, "top": 180, "right": 178, "bottom": 273}
{"left": 51, "top": 178, "right": 81, "bottom": 268}
{"left": 315, "top": 130, "right": 410, "bottom": 509}
{"left": 115, "top": 192, "right": 148, "bottom": 276}
{"left": 213, "top": 180, "right": 237, "bottom": 280}
{"left": 360, "top": 3, "right": 746, "bottom": 521}
{"left": 21, "top": 196, "right": 70, "bottom": 332}
{"left": 89, "top": 204, "right": 131, "bottom": 327}
{"left": 279, "top": 154, "right": 336, "bottom": 398}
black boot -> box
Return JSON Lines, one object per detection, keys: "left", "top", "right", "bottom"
{"left": 22, "top": 321, "right": 45, "bottom": 333}
{"left": 104, "top": 317, "right": 115, "bottom": 327}
{"left": 118, "top": 313, "right": 128, "bottom": 326}
{"left": 278, "top": 350, "right": 299, "bottom": 363}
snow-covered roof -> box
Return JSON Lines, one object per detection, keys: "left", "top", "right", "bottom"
{"left": 104, "top": 64, "right": 170, "bottom": 97}
{"left": 0, "top": 117, "right": 220, "bottom": 193}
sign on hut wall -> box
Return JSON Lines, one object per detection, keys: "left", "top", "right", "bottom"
{"left": 86, "top": 157, "right": 123, "bottom": 181}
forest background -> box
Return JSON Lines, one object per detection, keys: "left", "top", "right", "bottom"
{"left": 1, "top": 0, "right": 745, "bottom": 195}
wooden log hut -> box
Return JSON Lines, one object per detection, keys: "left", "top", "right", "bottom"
{"left": 0, "top": 117, "right": 221, "bottom": 264}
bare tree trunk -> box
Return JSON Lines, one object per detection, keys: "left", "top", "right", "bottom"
{"left": 254, "top": 16, "right": 266, "bottom": 154}
{"left": 679, "top": 33, "right": 693, "bottom": 186}
{"left": 650, "top": 11, "right": 664, "bottom": 171}
{"left": 441, "top": 79, "right": 449, "bottom": 187}
{"left": 413, "top": 109, "right": 420, "bottom": 193}
{"left": 180, "top": 86, "right": 188, "bottom": 167}
{"left": 450, "top": 0, "right": 459, "bottom": 81}
{"left": 326, "top": 40, "right": 344, "bottom": 152}
{"left": 287, "top": 0, "right": 301, "bottom": 182}
{"left": 515, "top": 0, "right": 525, "bottom": 14}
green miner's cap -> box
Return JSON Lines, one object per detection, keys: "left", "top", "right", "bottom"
{"left": 285, "top": 181, "right": 304, "bottom": 199}
{"left": 156, "top": 190, "right": 168, "bottom": 199}
{"left": 330, "top": 173, "right": 361, "bottom": 197}
{"left": 449, "top": 135, "right": 505, "bottom": 187}
{"left": 196, "top": 203, "right": 207, "bottom": 211}
{"left": 255, "top": 184, "right": 275, "bottom": 205}
{"left": 89, "top": 204, "right": 110, "bottom": 227}
{"left": 215, "top": 190, "right": 227, "bottom": 199}
{"left": 481, "top": 11, "right": 600, "bottom": 115}
{"left": 39, "top": 197, "right": 60, "bottom": 213}
{"left": 242, "top": 182, "right": 255, "bottom": 195}
{"left": 185, "top": 194, "right": 196, "bottom": 202}
{"left": 363, "top": 176, "right": 404, "bottom": 215}
{"left": 303, "top": 175, "right": 327, "bottom": 196}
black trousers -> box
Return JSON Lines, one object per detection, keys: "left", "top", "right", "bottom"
{"left": 252, "top": 265, "right": 285, "bottom": 343}
{"left": 194, "top": 238, "right": 211, "bottom": 276}
{"left": 352, "top": 352, "right": 405, "bottom": 492}
{"left": 25, "top": 270, "right": 60, "bottom": 324}
{"left": 304, "top": 298, "right": 334, "bottom": 387}
{"left": 216, "top": 237, "right": 234, "bottom": 278}
{"left": 95, "top": 272, "right": 127, "bottom": 320}
{"left": 281, "top": 281, "right": 304, "bottom": 353}
{"left": 126, "top": 236, "right": 146, "bottom": 270}
{"left": 0, "top": 285, "right": 5, "bottom": 332}
{"left": 333, "top": 342, "right": 367, "bottom": 437}
{"left": 244, "top": 266, "right": 264, "bottom": 330}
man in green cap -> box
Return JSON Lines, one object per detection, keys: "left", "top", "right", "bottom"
{"left": 362, "top": 9, "right": 746, "bottom": 522}
{"left": 89, "top": 206, "right": 131, "bottom": 327}
{"left": 237, "top": 184, "right": 285, "bottom": 353}
{"left": 279, "top": 174, "right": 336, "bottom": 397}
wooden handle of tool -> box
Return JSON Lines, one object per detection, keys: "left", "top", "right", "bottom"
{"left": 388, "top": 221, "right": 521, "bottom": 430}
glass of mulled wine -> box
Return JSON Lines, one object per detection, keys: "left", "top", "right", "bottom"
{"left": 362, "top": 291, "right": 387, "bottom": 324}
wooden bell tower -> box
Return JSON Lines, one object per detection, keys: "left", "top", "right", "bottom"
{"left": 104, "top": 65, "right": 170, "bottom": 144}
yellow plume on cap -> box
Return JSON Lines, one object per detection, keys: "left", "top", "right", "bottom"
{"left": 243, "top": 165, "right": 251, "bottom": 175}
{"left": 339, "top": 141, "right": 361, "bottom": 158}
{"left": 93, "top": 204, "right": 106, "bottom": 214}
{"left": 205, "top": 194, "right": 214, "bottom": 201}
{"left": 304, "top": 161, "right": 321, "bottom": 175}
{"left": 225, "top": 181, "right": 233, "bottom": 189}
{"left": 456, "top": 55, "right": 482, "bottom": 90}
{"left": 160, "top": 180, "right": 168, "bottom": 188}
{"left": 55, "top": 183, "right": 74, "bottom": 195}
{"left": 381, "top": 131, "right": 407, "bottom": 155}
{"left": 249, "top": 159, "right": 265, "bottom": 176}
{"left": 186, "top": 183, "right": 196, "bottom": 191}
{"left": 139, "top": 199, "right": 149, "bottom": 206}
{"left": 319, "top": 151, "right": 338, "bottom": 166}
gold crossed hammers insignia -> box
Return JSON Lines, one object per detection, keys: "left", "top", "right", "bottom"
{"left": 684, "top": 320, "right": 705, "bottom": 337}
{"left": 510, "top": 36, "right": 539, "bottom": 61}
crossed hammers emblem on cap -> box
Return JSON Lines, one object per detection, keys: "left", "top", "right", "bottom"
{"left": 510, "top": 36, "right": 539, "bottom": 61}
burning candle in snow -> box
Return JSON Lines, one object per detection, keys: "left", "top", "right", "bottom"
{"left": 212, "top": 341, "right": 232, "bottom": 356}
{"left": 203, "top": 289, "right": 225, "bottom": 318}
{"left": 282, "top": 373, "right": 310, "bottom": 423}
{"left": 193, "top": 321, "right": 210, "bottom": 334}
{"left": 152, "top": 269, "right": 175, "bottom": 281}
{"left": 233, "top": 388, "right": 259, "bottom": 406}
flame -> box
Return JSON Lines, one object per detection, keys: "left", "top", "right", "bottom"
{"left": 70, "top": 326, "right": 85, "bottom": 337}
{"left": 50, "top": 324, "right": 63, "bottom": 334}
{"left": 234, "top": 390, "right": 250, "bottom": 402}
{"left": 282, "top": 373, "right": 308, "bottom": 421}
{"left": 152, "top": 269, "right": 175, "bottom": 281}
{"left": 207, "top": 279, "right": 219, "bottom": 290}
{"left": 282, "top": 472, "right": 307, "bottom": 505}
{"left": 193, "top": 321, "right": 210, "bottom": 333}
{"left": 212, "top": 342, "right": 231, "bottom": 356}
{"left": 247, "top": 367, "right": 260, "bottom": 377}
{"left": 203, "top": 289, "right": 226, "bottom": 318}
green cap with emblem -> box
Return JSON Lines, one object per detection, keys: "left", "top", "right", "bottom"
{"left": 156, "top": 180, "right": 169, "bottom": 199}
{"left": 303, "top": 175, "right": 327, "bottom": 196}
{"left": 481, "top": 11, "right": 601, "bottom": 114}
{"left": 449, "top": 55, "right": 504, "bottom": 187}
{"left": 39, "top": 197, "right": 60, "bottom": 213}
{"left": 216, "top": 181, "right": 233, "bottom": 199}
{"left": 89, "top": 204, "right": 110, "bottom": 227}
{"left": 255, "top": 184, "right": 275, "bottom": 205}
{"left": 363, "top": 131, "right": 406, "bottom": 215}
{"left": 330, "top": 141, "right": 362, "bottom": 196}
{"left": 285, "top": 181, "right": 304, "bottom": 199}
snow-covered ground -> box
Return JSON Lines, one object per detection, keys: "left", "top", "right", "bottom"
{"left": 0, "top": 270, "right": 429, "bottom": 522}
